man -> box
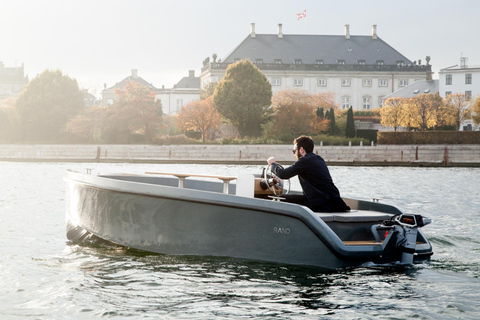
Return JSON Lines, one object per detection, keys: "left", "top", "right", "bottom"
{"left": 267, "top": 135, "right": 350, "bottom": 212}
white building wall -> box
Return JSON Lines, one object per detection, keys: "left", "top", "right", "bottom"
{"left": 439, "top": 66, "right": 480, "bottom": 98}
{"left": 156, "top": 90, "right": 200, "bottom": 115}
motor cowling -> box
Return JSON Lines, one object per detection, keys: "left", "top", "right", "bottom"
{"left": 375, "top": 214, "right": 431, "bottom": 265}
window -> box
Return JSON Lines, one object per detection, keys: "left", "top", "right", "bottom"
{"left": 294, "top": 59, "right": 302, "bottom": 64}
{"left": 342, "top": 96, "right": 350, "bottom": 109}
{"left": 446, "top": 74, "right": 452, "bottom": 85}
{"left": 445, "top": 91, "right": 452, "bottom": 97}
{"left": 466, "top": 91, "right": 472, "bottom": 100}
{"left": 315, "top": 59, "right": 324, "bottom": 65}
{"left": 234, "top": 58, "right": 241, "bottom": 62}
{"left": 271, "top": 78, "right": 281, "bottom": 86}
{"left": 341, "top": 79, "right": 351, "bottom": 87}
{"left": 274, "top": 59, "right": 282, "bottom": 64}
{"left": 337, "top": 60, "right": 346, "bottom": 65}
{"left": 107, "top": 98, "right": 114, "bottom": 106}
{"left": 466, "top": 73, "right": 472, "bottom": 84}
{"left": 255, "top": 59, "right": 264, "bottom": 64}
{"left": 396, "top": 60, "right": 405, "bottom": 66}
{"left": 357, "top": 60, "right": 366, "bottom": 65}
{"left": 363, "top": 79, "right": 372, "bottom": 87}
{"left": 293, "top": 79, "right": 303, "bottom": 86}
{"left": 362, "top": 96, "right": 371, "bottom": 110}
{"left": 317, "top": 78, "right": 327, "bottom": 87}
{"left": 379, "top": 79, "right": 388, "bottom": 87}
{"left": 399, "top": 80, "right": 408, "bottom": 87}
{"left": 176, "top": 99, "right": 183, "bottom": 111}
{"left": 376, "top": 60, "right": 384, "bottom": 65}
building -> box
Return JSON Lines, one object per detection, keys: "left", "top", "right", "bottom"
{"left": 101, "top": 69, "right": 158, "bottom": 106}
{"left": 200, "top": 23, "right": 430, "bottom": 111}
{"left": 439, "top": 57, "right": 480, "bottom": 131}
{"left": 382, "top": 79, "right": 439, "bottom": 102}
{"left": 439, "top": 57, "right": 479, "bottom": 99}
{"left": 0, "top": 62, "right": 29, "bottom": 100}
{"left": 156, "top": 70, "right": 200, "bottom": 115}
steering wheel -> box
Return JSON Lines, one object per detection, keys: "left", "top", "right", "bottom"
{"left": 262, "top": 164, "right": 290, "bottom": 198}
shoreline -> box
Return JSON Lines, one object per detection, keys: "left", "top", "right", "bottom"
{"left": 1, "top": 144, "right": 479, "bottom": 167}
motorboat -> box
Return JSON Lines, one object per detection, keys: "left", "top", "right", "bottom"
{"left": 65, "top": 168, "right": 433, "bottom": 270}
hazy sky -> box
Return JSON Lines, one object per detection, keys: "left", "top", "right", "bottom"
{"left": 1, "top": 0, "right": 478, "bottom": 97}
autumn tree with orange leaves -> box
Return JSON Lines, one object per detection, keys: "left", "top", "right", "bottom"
{"left": 177, "top": 97, "right": 221, "bottom": 142}
{"left": 271, "top": 89, "right": 337, "bottom": 137}
{"left": 106, "top": 81, "right": 162, "bottom": 142}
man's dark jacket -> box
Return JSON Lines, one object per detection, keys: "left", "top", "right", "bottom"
{"left": 271, "top": 152, "right": 350, "bottom": 212}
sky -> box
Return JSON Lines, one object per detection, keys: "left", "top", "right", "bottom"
{"left": 1, "top": 0, "right": 479, "bottom": 97}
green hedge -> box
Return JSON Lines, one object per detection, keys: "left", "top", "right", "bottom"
{"left": 378, "top": 131, "right": 480, "bottom": 144}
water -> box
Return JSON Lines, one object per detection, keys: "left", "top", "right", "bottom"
{"left": 1, "top": 162, "right": 479, "bottom": 319}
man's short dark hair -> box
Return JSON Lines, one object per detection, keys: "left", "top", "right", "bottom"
{"left": 294, "top": 135, "right": 314, "bottom": 153}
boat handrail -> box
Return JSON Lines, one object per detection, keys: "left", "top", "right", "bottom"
{"left": 145, "top": 172, "right": 237, "bottom": 194}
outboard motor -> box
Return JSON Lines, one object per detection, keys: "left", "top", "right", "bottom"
{"left": 374, "top": 214, "right": 431, "bottom": 265}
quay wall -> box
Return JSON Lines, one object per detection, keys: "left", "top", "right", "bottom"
{"left": 0, "top": 144, "right": 479, "bottom": 166}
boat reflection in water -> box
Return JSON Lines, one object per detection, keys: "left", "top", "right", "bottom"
{"left": 65, "top": 168, "right": 433, "bottom": 270}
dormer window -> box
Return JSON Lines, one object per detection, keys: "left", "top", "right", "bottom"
{"left": 413, "top": 89, "right": 420, "bottom": 94}
{"left": 424, "top": 89, "right": 430, "bottom": 93}
{"left": 274, "top": 59, "right": 282, "bottom": 64}
{"left": 357, "top": 60, "right": 366, "bottom": 65}
{"left": 315, "top": 59, "right": 324, "bottom": 65}
{"left": 376, "top": 60, "right": 384, "bottom": 65}
{"left": 396, "top": 60, "right": 405, "bottom": 66}
{"left": 294, "top": 59, "right": 302, "bottom": 64}
{"left": 337, "top": 60, "right": 346, "bottom": 65}
{"left": 255, "top": 59, "right": 264, "bottom": 64}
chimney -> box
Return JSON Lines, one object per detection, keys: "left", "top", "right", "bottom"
{"left": 277, "top": 23, "right": 283, "bottom": 38}
{"left": 345, "top": 24, "right": 350, "bottom": 39}
{"left": 460, "top": 56, "right": 468, "bottom": 68}
{"left": 371, "top": 25, "right": 377, "bottom": 39}
{"left": 131, "top": 69, "right": 138, "bottom": 78}
{"left": 250, "top": 23, "right": 256, "bottom": 38}
{"left": 189, "top": 70, "right": 195, "bottom": 77}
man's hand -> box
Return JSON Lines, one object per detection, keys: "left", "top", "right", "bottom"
{"left": 267, "top": 157, "right": 276, "bottom": 165}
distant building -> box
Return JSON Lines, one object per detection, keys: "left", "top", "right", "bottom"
{"left": 201, "top": 23, "right": 430, "bottom": 111}
{"left": 156, "top": 70, "right": 200, "bottom": 115}
{"left": 382, "top": 79, "right": 439, "bottom": 102}
{"left": 0, "top": 62, "right": 29, "bottom": 100}
{"left": 439, "top": 57, "right": 480, "bottom": 131}
{"left": 101, "top": 69, "right": 158, "bottom": 106}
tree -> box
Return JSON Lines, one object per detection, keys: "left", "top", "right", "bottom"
{"left": 200, "top": 82, "right": 218, "bottom": 100}
{"left": 16, "top": 69, "right": 84, "bottom": 141}
{"left": 271, "top": 89, "right": 315, "bottom": 137}
{"left": 67, "top": 106, "right": 107, "bottom": 142}
{"left": 473, "top": 95, "right": 480, "bottom": 125}
{"left": 176, "top": 97, "right": 221, "bottom": 142}
{"left": 328, "top": 108, "right": 336, "bottom": 135}
{"left": 107, "top": 81, "right": 162, "bottom": 142}
{"left": 402, "top": 94, "right": 441, "bottom": 131}
{"left": 380, "top": 98, "right": 406, "bottom": 131}
{"left": 345, "top": 107, "right": 356, "bottom": 138}
{"left": 444, "top": 93, "right": 473, "bottom": 129}
{"left": 213, "top": 59, "right": 272, "bottom": 138}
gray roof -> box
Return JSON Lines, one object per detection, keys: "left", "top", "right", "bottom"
{"left": 223, "top": 34, "right": 413, "bottom": 65}
{"left": 108, "top": 75, "right": 157, "bottom": 90}
{"left": 175, "top": 75, "right": 200, "bottom": 89}
{"left": 383, "top": 80, "right": 439, "bottom": 100}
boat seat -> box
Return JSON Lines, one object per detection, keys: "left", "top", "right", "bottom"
{"left": 315, "top": 210, "right": 392, "bottom": 223}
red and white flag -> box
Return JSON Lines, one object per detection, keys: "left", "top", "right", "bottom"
{"left": 297, "top": 9, "right": 306, "bottom": 20}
